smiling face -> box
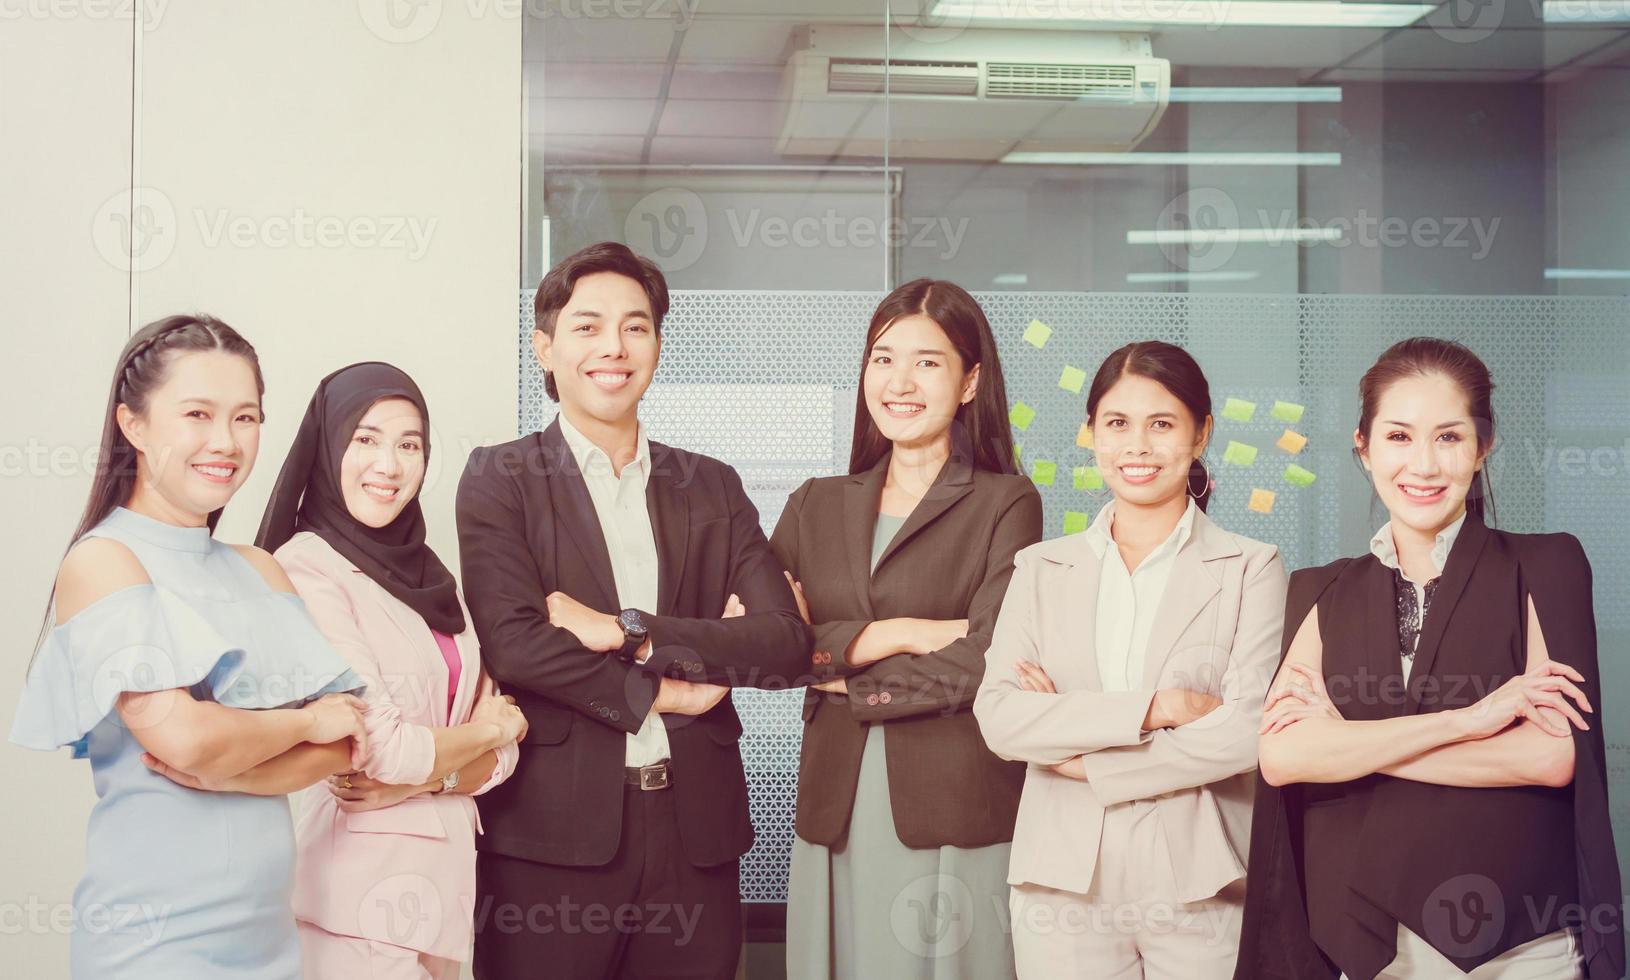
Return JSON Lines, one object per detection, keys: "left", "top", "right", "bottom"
{"left": 534, "top": 270, "right": 660, "bottom": 428}
{"left": 117, "top": 350, "right": 263, "bottom": 522}
{"left": 1091, "top": 371, "right": 1210, "bottom": 508}
{"left": 338, "top": 396, "right": 426, "bottom": 529}
{"left": 1356, "top": 371, "right": 1485, "bottom": 536}
{"left": 862, "top": 313, "right": 979, "bottom": 450}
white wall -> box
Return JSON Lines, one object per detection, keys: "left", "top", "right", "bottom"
{"left": 2, "top": 5, "right": 520, "bottom": 976}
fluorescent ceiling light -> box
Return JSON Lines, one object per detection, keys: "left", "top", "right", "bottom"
{"left": 1169, "top": 86, "right": 1342, "bottom": 103}
{"left": 1543, "top": 0, "right": 1630, "bottom": 21}
{"left": 1544, "top": 267, "right": 1630, "bottom": 279}
{"left": 1127, "top": 270, "right": 1261, "bottom": 282}
{"left": 1002, "top": 151, "right": 1341, "bottom": 166}
{"left": 1127, "top": 228, "right": 1343, "bottom": 244}
{"left": 931, "top": 0, "right": 1435, "bottom": 28}
{"left": 993, "top": 272, "right": 1030, "bottom": 284}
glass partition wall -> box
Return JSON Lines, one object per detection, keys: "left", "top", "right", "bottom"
{"left": 521, "top": 0, "right": 1630, "bottom": 939}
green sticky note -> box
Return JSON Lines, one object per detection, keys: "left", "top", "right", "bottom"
{"left": 1030, "top": 460, "right": 1057, "bottom": 486}
{"left": 1024, "top": 319, "right": 1053, "bottom": 348}
{"left": 1073, "top": 465, "right": 1103, "bottom": 491}
{"left": 1058, "top": 364, "right": 1087, "bottom": 394}
{"left": 1063, "top": 510, "right": 1089, "bottom": 535}
{"left": 1009, "top": 401, "right": 1036, "bottom": 431}
{"left": 1271, "top": 400, "right": 1306, "bottom": 424}
{"left": 1221, "top": 397, "right": 1256, "bottom": 422}
{"left": 1013, "top": 443, "right": 1022, "bottom": 469}
{"left": 1224, "top": 440, "right": 1259, "bottom": 467}
{"left": 1284, "top": 463, "right": 1317, "bottom": 487}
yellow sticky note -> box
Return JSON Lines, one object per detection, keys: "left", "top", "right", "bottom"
{"left": 1276, "top": 429, "right": 1308, "bottom": 455}
{"left": 1221, "top": 397, "right": 1256, "bottom": 422}
{"left": 1059, "top": 364, "right": 1087, "bottom": 395}
{"left": 1013, "top": 443, "right": 1022, "bottom": 468}
{"left": 1063, "top": 510, "right": 1089, "bottom": 535}
{"left": 1272, "top": 400, "right": 1306, "bottom": 424}
{"left": 1024, "top": 319, "right": 1053, "bottom": 348}
{"left": 1076, "top": 422, "right": 1094, "bottom": 449}
{"left": 1031, "top": 460, "right": 1057, "bottom": 486}
{"left": 1073, "top": 465, "right": 1103, "bottom": 491}
{"left": 1224, "top": 441, "right": 1259, "bottom": 467}
{"left": 1284, "top": 464, "right": 1317, "bottom": 488}
{"left": 1009, "top": 402, "right": 1036, "bottom": 431}
{"left": 1249, "top": 488, "right": 1276, "bottom": 514}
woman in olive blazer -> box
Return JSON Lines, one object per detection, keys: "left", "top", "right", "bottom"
{"left": 771, "top": 279, "right": 1041, "bottom": 979}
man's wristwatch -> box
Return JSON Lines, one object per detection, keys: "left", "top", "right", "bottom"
{"left": 616, "top": 608, "right": 650, "bottom": 662}
{"left": 437, "top": 769, "right": 459, "bottom": 794}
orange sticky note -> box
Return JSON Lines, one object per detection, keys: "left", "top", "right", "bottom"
{"left": 1076, "top": 422, "right": 1094, "bottom": 449}
{"left": 1248, "top": 488, "right": 1276, "bottom": 514}
{"left": 1277, "top": 429, "right": 1308, "bottom": 454}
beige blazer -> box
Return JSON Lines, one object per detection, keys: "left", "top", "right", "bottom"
{"left": 973, "top": 507, "right": 1287, "bottom": 903}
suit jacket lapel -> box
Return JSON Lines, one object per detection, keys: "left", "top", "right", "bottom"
{"left": 646, "top": 441, "right": 689, "bottom": 617}
{"left": 1408, "top": 512, "right": 1489, "bottom": 712}
{"left": 539, "top": 421, "right": 619, "bottom": 611}
{"left": 874, "top": 451, "right": 974, "bottom": 571}
{"left": 1141, "top": 512, "right": 1232, "bottom": 683}
{"left": 1052, "top": 541, "right": 1104, "bottom": 690}
{"left": 842, "top": 460, "right": 886, "bottom": 618}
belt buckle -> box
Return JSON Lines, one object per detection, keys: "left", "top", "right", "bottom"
{"left": 638, "top": 763, "right": 669, "bottom": 791}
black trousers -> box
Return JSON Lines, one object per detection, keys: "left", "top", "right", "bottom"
{"left": 473, "top": 783, "right": 743, "bottom": 980}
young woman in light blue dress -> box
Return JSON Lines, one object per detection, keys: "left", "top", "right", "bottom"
{"left": 10, "top": 314, "right": 372, "bottom": 979}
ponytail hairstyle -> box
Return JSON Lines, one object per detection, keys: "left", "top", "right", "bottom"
{"left": 35, "top": 315, "right": 264, "bottom": 650}
{"left": 1354, "top": 336, "right": 1497, "bottom": 525}
{"left": 1085, "top": 340, "right": 1215, "bottom": 512}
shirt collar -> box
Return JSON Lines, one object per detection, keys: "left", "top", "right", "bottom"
{"left": 557, "top": 410, "right": 650, "bottom": 485}
{"left": 1370, "top": 510, "right": 1467, "bottom": 576}
{"left": 1084, "top": 497, "right": 1198, "bottom": 563}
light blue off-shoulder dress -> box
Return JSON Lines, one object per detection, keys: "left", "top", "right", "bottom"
{"left": 9, "top": 506, "right": 366, "bottom": 979}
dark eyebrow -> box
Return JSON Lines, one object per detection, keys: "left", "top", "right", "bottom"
{"left": 356, "top": 423, "right": 425, "bottom": 438}
{"left": 181, "top": 397, "right": 260, "bottom": 413}
{"left": 871, "top": 345, "right": 946, "bottom": 355}
{"left": 1382, "top": 419, "right": 1467, "bottom": 429}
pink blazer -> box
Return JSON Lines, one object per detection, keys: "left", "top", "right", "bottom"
{"left": 277, "top": 531, "right": 519, "bottom": 961}
{"left": 974, "top": 509, "right": 1287, "bottom": 903}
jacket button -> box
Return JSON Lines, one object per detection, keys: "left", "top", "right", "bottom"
{"left": 879, "top": 691, "right": 892, "bottom": 705}
{"left": 866, "top": 694, "right": 879, "bottom": 706}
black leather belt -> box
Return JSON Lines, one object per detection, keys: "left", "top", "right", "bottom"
{"left": 625, "top": 760, "right": 671, "bottom": 791}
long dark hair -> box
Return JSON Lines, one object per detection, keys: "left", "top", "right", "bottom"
{"left": 848, "top": 279, "right": 1017, "bottom": 476}
{"left": 38, "top": 315, "right": 263, "bottom": 637}
{"left": 1084, "top": 340, "right": 1215, "bottom": 512}
{"left": 1354, "top": 336, "right": 1497, "bottom": 525}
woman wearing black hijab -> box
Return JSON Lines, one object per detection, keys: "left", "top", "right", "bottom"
{"left": 255, "top": 362, "right": 529, "bottom": 979}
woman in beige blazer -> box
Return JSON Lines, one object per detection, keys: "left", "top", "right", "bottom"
{"left": 254, "top": 363, "right": 527, "bottom": 979}
{"left": 974, "top": 341, "right": 1287, "bottom": 979}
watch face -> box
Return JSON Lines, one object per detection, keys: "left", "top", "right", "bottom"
{"left": 619, "top": 609, "right": 648, "bottom": 637}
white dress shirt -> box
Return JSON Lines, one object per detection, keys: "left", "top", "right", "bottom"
{"left": 557, "top": 411, "right": 669, "bottom": 767}
{"left": 1368, "top": 511, "right": 1466, "bottom": 682}
{"left": 1083, "top": 498, "right": 1199, "bottom": 693}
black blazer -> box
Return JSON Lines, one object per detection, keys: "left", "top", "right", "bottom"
{"left": 769, "top": 450, "right": 1042, "bottom": 848}
{"left": 455, "top": 420, "right": 813, "bottom": 868}
{"left": 1235, "top": 512, "right": 1624, "bottom": 980}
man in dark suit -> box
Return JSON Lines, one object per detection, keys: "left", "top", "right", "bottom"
{"left": 456, "top": 242, "right": 813, "bottom": 979}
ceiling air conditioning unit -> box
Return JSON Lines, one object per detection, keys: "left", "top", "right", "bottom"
{"left": 776, "top": 26, "right": 1169, "bottom": 161}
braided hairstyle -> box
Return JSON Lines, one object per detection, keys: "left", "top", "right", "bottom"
{"left": 34, "top": 315, "right": 264, "bottom": 648}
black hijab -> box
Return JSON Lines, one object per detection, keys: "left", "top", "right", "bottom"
{"left": 256, "top": 362, "right": 466, "bottom": 634}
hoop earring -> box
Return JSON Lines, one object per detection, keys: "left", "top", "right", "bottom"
{"left": 1188, "top": 458, "right": 1213, "bottom": 502}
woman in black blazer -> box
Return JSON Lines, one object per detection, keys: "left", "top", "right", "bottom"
{"left": 1236, "top": 337, "right": 1622, "bottom": 980}
{"left": 770, "top": 279, "right": 1042, "bottom": 979}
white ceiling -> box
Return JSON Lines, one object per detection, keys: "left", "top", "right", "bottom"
{"left": 520, "top": 1, "right": 1630, "bottom": 163}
